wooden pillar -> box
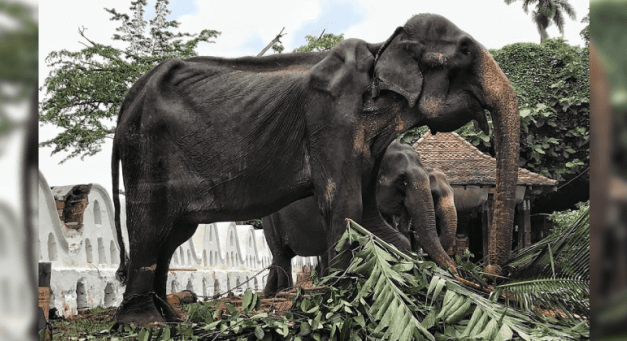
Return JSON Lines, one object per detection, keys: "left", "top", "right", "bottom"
{"left": 516, "top": 202, "right": 525, "bottom": 249}
{"left": 481, "top": 195, "right": 493, "bottom": 262}
{"left": 523, "top": 199, "right": 531, "bottom": 247}
{"left": 38, "top": 262, "right": 51, "bottom": 320}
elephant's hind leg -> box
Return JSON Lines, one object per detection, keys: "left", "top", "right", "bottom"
{"left": 115, "top": 207, "right": 174, "bottom": 324}
{"left": 263, "top": 251, "right": 294, "bottom": 297}
{"left": 153, "top": 222, "right": 199, "bottom": 322}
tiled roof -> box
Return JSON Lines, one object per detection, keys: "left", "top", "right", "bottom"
{"left": 413, "top": 132, "right": 557, "bottom": 187}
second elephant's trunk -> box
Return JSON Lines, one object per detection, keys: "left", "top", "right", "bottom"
{"left": 435, "top": 194, "right": 457, "bottom": 253}
{"left": 407, "top": 176, "right": 456, "bottom": 272}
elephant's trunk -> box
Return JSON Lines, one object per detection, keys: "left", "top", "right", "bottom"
{"left": 407, "top": 177, "right": 457, "bottom": 272}
{"left": 436, "top": 195, "right": 457, "bottom": 253}
{"left": 478, "top": 50, "right": 520, "bottom": 277}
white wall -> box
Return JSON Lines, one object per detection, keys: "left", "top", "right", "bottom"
{"left": 38, "top": 171, "right": 316, "bottom": 317}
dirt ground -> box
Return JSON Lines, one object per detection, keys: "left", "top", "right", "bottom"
{"left": 47, "top": 267, "right": 316, "bottom": 339}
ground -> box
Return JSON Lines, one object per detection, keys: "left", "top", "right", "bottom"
{"left": 45, "top": 267, "right": 316, "bottom": 340}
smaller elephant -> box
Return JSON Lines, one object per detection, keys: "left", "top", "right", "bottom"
{"left": 262, "top": 140, "right": 457, "bottom": 296}
{"left": 377, "top": 142, "right": 457, "bottom": 255}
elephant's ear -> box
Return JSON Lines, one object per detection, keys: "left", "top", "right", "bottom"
{"left": 374, "top": 27, "right": 423, "bottom": 108}
{"left": 309, "top": 39, "right": 375, "bottom": 98}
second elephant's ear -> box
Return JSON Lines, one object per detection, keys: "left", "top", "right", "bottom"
{"left": 309, "top": 39, "right": 375, "bottom": 98}
{"left": 374, "top": 27, "right": 423, "bottom": 108}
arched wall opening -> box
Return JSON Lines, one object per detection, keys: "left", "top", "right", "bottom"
{"left": 76, "top": 281, "right": 89, "bottom": 310}
{"left": 97, "top": 237, "right": 106, "bottom": 264}
{"left": 110, "top": 240, "right": 118, "bottom": 264}
{"left": 93, "top": 200, "right": 102, "bottom": 225}
{"left": 104, "top": 283, "right": 115, "bottom": 307}
{"left": 85, "top": 238, "right": 93, "bottom": 263}
{"left": 48, "top": 233, "right": 58, "bottom": 261}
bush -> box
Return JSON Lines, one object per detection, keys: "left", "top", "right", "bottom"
{"left": 548, "top": 200, "right": 590, "bottom": 235}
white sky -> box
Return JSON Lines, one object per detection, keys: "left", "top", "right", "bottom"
{"left": 38, "top": 0, "right": 589, "bottom": 197}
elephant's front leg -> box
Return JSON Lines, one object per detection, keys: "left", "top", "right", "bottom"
{"left": 316, "top": 177, "right": 364, "bottom": 270}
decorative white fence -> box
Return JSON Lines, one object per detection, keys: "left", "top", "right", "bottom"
{"left": 38, "top": 170, "right": 317, "bottom": 318}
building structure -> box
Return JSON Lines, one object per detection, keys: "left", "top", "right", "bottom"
{"left": 413, "top": 132, "right": 558, "bottom": 259}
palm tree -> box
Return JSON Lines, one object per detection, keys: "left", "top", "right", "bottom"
{"left": 505, "top": 0, "right": 577, "bottom": 43}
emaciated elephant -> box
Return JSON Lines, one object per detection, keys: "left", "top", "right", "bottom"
{"left": 262, "top": 140, "right": 458, "bottom": 296}
{"left": 112, "top": 13, "right": 519, "bottom": 323}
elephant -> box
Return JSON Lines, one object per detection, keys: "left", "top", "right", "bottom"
{"left": 262, "top": 140, "right": 458, "bottom": 296}
{"left": 111, "top": 13, "right": 519, "bottom": 323}
{"left": 377, "top": 141, "right": 457, "bottom": 254}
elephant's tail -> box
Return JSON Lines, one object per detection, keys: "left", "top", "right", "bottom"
{"left": 112, "top": 135, "right": 129, "bottom": 284}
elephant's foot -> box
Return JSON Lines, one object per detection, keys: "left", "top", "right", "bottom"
{"left": 263, "top": 265, "right": 293, "bottom": 297}
{"left": 262, "top": 267, "right": 280, "bottom": 297}
{"left": 114, "top": 292, "right": 180, "bottom": 325}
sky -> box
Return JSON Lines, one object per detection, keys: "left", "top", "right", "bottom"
{"left": 38, "top": 0, "right": 590, "bottom": 198}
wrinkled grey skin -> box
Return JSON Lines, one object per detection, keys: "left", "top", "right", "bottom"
{"left": 112, "top": 13, "right": 519, "bottom": 323}
{"left": 262, "top": 140, "right": 457, "bottom": 296}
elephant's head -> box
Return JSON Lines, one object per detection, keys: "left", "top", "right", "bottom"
{"left": 425, "top": 167, "right": 457, "bottom": 254}
{"left": 373, "top": 14, "right": 519, "bottom": 275}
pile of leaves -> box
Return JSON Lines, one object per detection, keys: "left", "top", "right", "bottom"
{"left": 496, "top": 204, "right": 590, "bottom": 320}
{"left": 99, "top": 220, "right": 588, "bottom": 341}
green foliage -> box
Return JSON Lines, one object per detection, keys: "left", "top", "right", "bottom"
{"left": 39, "top": 0, "right": 220, "bottom": 162}
{"left": 271, "top": 43, "right": 285, "bottom": 54}
{"left": 397, "top": 126, "right": 428, "bottom": 145}
{"left": 295, "top": 33, "right": 344, "bottom": 52}
{"left": 548, "top": 200, "right": 589, "bottom": 235}
{"left": 499, "top": 205, "right": 589, "bottom": 319}
{"left": 580, "top": 14, "right": 589, "bottom": 42}
{"left": 102, "top": 220, "right": 588, "bottom": 340}
{"left": 0, "top": 1, "right": 37, "bottom": 138}
{"left": 455, "top": 38, "right": 589, "bottom": 181}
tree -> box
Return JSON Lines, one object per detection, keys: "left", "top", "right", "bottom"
{"left": 504, "top": 0, "right": 576, "bottom": 43}
{"left": 294, "top": 31, "right": 344, "bottom": 52}
{"left": 580, "top": 13, "right": 589, "bottom": 42}
{"left": 39, "top": 0, "right": 220, "bottom": 162}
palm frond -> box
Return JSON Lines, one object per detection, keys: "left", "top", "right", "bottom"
{"left": 336, "top": 220, "right": 588, "bottom": 340}
{"left": 497, "top": 206, "right": 590, "bottom": 318}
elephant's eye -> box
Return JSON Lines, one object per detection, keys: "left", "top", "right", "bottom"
{"left": 459, "top": 37, "right": 472, "bottom": 55}
{"left": 460, "top": 44, "right": 470, "bottom": 55}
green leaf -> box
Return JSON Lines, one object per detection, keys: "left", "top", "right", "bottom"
{"left": 445, "top": 297, "right": 472, "bottom": 324}
{"left": 137, "top": 328, "right": 149, "bottom": 341}
{"left": 421, "top": 310, "right": 436, "bottom": 329}
{"left": 242, "top": 290, "right": 253, "bottom": 313}
{"left": 299, "top": 321, "right": 311, "bottom": 336}
{"left": 475, "top": 318, "right": 498, "bottom": 339}
{"left": 494, "top": 323, "right": 514, "bottom": 341}
{"left": 254, "top": 326, "right": 264, "bottom": 340}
